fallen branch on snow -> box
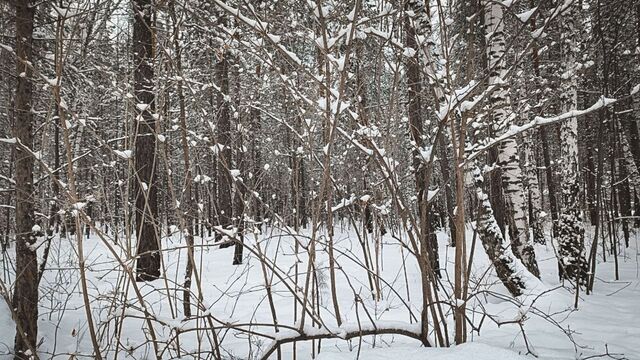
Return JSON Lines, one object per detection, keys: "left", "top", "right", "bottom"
{"left": 259, "top": 321, "right": 426, "bottom": 360}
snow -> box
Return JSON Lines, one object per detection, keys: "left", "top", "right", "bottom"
{"left": 331, "top": 194, "right": 356, "bottom": 212}
{"left": 113, "top": 149, "right": 132, "bottom": 159}
{"left": 531, "top": 28, "right": 545, "bottom": 39}
{"left": 135, "top": 103, "right": 150, "bottom": 112}
{"left": 0, "top": 138, "right": 17, "bottom": 144}
{"left": 278, "top": 45, "right": 302, "bottom": 65}
{"left": 516, "top": 8, "right": 537, "bottom": 23}
{"left": 501, "top": 0, "right": 514, "bottom": 7}
{"left": 318, "top": 97, "right": 351, "bottom": 116}
{"left": 316, "top": 343, "right": 526, "bottom": 359}
{"left": 402, "top": 47, "right": 416, "bottom": 58}
{"left": 46, "top": 77, "right": 59, "bottom": 86}
{"left": 419, "top": 145, "right": 433, "bottom": 162}
{"left": 0, "top": 43, "right": 12, "bottom": 53}
{"left": 26, "top": 235, "right": 46, "bottom": 252}
{"left": 427, "top": 189, "right": 439, "bottom": 202}
{"left": 267, "top": 34, "right": 281, "bottom": 44}
{"left": 72, "top": 202, "right": 86, "bottom": 210}
{"left": 193, "top": 174, "right": 211, "bottom": 184}
{"left": 0, "top": 223, "right": 637, "bottom": 359}
{"left": 335, "top": 55, "right": 346, "bottom": 71}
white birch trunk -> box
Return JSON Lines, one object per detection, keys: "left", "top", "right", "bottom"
{"left": 407, "top": 0, "right": 445, "bottom": 102}
{"left": 407, "top": 0, "right": 534, "bottom": 297}
{"left": 522, "top": 131, "right": 545, "bottom": 244}
{"left": 620, "top": 126, "right": 640, "bottom": 190}
{"left": 472, "top": 164, "right": 533, "bottom": 297}
{"left": 485, "top": 1, "right": 539, "bottom": 277}
{"left": 557, "top": 3, "right": 588, "bottom": 284}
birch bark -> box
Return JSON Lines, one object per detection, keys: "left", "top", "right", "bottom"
{"left": 557, "top": 2, "right": 588, "bottom": 284}
{"left": 485, "top": 1, "right": 540, "bottom": 276}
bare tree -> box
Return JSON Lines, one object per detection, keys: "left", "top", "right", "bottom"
{"left": 556, "top": 1, "right": 588, "bottom": 285}
{"left": 11, "top": 0, "right": 38, "bottom": 358}
{"left": 216, "top": 15, "right": 234, "bottom": 250}
{"left": 133, "top": 0, "right": 161, "bottom": 281}
{"left": 484, "top": 0, "right": 539, "bottom": 277}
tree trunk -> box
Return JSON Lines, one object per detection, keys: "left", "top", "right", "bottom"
{"left": 472, "top": 165, "right": 529, "bottom": 297}
{"left": 540, "top": 126, "right": 560, "bottom": 224}
{"left": 216, "top": 26, "right": 233, "bottom": 248}
{"left": 485, "top": 0, "right": 539, "bottom": 277}
{"left": 404, "top": 2, "right": 439, "bottom": 345}
{"left": 169, "top": 0, "right": 195, "bottom": 315}
{"left": 623, "top": 103, "right": 640, "bottom": 170}
{"left": 233, "top": 131, "right": 245, "bottom": 265}
{"left": 556, "top": 3, "right": 588, "bottom": 285}
{"left": 251, "top": 64, "right": 263, "bottom": 230}
{"left": 232, "top": 56, "right": 244, "bottom": 265}
{"left": 522, "top": 131, "right": 545, "bottom": 244}
{"left": 438, "top": 132, "right": 457, "bottom": 247}
{"left": 133, "top": 0, "right": 160, "bottom": 281}
{"left": 620, "top": 123, "right": 640, "bottom": 190}
{"left": 12, "top": 1, "right": 39, "bottom": 357}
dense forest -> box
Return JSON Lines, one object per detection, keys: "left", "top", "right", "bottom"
{"left": 0, "top": 0, "right": 639, "bottom": 359}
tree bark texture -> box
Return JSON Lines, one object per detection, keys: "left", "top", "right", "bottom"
{"left": 485, "top": 0, "right": 539, "bottom": 277}
{"left": 557, "top": 3, "right": 588, "bottom": 285}
{"left": 133, "top": 0, "right": 161, "bottom": 281}
{"left": 13, "top": 1, "right": 39, "bottom": 357}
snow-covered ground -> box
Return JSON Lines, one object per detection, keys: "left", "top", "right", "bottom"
{"left": 0, "top": 224, "right": 638, "bottom": 359}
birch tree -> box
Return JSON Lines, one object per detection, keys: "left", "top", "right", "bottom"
{"left": 484, "top": 0, "right": 540, "bottom": 277}
{"left": 556, "top": 1, "right": 588, "bottom": 285}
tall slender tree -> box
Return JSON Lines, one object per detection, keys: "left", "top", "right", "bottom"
{"left": 484, "top": 0, "right": 539, "bottom": 277}
{"left": 216, "top": 16, "right": 233, "bottom": 250}
{"left": 556, "top": 1, "right": 588, "bottom": 285}
{"left": 133, "top": 0, "right": 160, "bottom": 281}
{"left": 12, "top": 0, "right": 38, "bottom": 357}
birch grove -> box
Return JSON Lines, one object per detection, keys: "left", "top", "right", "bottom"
{"left": 0, "top": 0, "right": 639, "bottom": 359}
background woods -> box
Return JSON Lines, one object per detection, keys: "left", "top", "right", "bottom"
{"left": 1, "top": 0, "right": 640, "bottom": 359}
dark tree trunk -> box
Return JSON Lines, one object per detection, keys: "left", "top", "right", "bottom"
{"left": 540, "top": 126, "right": 559, "bottom": 224}
{"left": 12, "top": 1, "right": 39, "bottom": 357}
{"left": 488, "top": 148, "right": 506, "bottom": 237}
{"left": 620, "top": 120, "right": 640, "bottom": 171}
{"left": 531, "top": 23, "right": 559, "bottom": 230}
{"left": 251, "top": 64, "right": 263, "bottom": 230}
{"left": 405, "top": 12, "right": 436, "bottom": 276}
{"left": 404, "top": 5, "right": 440, "bottom": 345}
{"left": 635, "top": 190, "right": 640, "bottom": 228}
{"left": 216, "top": 29, "right": 233, "bottom": 248}
{"left": 168, "top": 0, "right": 196, "bottom": 315}
{"left": 585, "top": 131, "right": 598, "bottom": 224}
{"left": 233, "top": 136, "right": 245, "bottom": 265}
{"left": 232, "top": 57, "right": 244, "bottom": 265}
{"left": 133, "top": 0, "right": 160, "bottom": 281}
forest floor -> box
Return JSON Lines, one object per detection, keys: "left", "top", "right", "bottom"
{"left": 0, "top": 223, "right": 638, "bottom": 359}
